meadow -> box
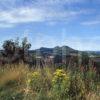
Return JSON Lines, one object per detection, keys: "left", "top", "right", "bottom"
{"left": 0, "top": 63, "right": 99, "bottom": 100}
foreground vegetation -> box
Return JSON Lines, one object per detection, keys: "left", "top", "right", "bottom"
{"left": 0, "top": 64, "right": 99, "bottom": 100}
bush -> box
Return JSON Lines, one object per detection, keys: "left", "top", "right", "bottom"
{"left": 51, "top": 69, "right": 70, "bottom": 100}
{"left": 0, "top": 64, "right": 99, "bottom": 100}
{"left": 68, "top": 73, "right": 86, "bottom": 100}
{"left": 27, "top": 71, "right": 42, "bottom": 92}
{"left": 85, "top": 67, "right": 97, "bottom": 92}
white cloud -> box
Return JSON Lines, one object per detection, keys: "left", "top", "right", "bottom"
{"left": 81, "top": 20, "right": 100, "bottom": 26}
{"left": 0, "top": 0, "right": 85, "bottom": 11}
{"left": 31, "top": 0, "right": 84, "bottom": 5}
{"left": 0, "top": 0, "right": 95, "bottom": 28}
{"left": 0, "top": 23, "right": 14, "bottom": 28}
{"left": 0, "top": 6, "right": 87, "bottom": 28}
{"left": 0, "top": 8, "right": 45, "bottom": 23}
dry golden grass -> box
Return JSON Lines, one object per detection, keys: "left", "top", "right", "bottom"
{"left": 0, "top": 63, "right": 29, "bottom": 86}
{"left": 0, "top": 63, "right": 99, "bottom": 100}
{"left": 86, "top": 92, "right": 100, "bottom": 100}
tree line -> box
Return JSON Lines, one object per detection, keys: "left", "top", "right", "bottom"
{"left": 0, "top": 37, "right": 31, "bottom": 64}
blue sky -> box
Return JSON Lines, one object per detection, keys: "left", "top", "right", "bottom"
{"left": 0, "top": 0, "right": 100, "bottom": 50}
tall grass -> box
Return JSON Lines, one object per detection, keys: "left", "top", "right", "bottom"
{"left": 0, "top": 64, "right": 100, "bottom": 100}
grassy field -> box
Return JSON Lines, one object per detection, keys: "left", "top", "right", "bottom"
{"left": 0, "top": 64, "right": 100, "bottom": 100}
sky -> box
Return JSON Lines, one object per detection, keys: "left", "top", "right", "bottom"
{"left": 0, "top": 0, "right": 100, "bottom": 50}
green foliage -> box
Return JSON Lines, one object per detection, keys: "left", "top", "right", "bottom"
{"left": 1, "top": 37, "right": 31, "bottom": 63}
{"left": 0, "top": 64, "right": 99, "bottom": 100}
{"left": 69, "top": 73, "right": 86, "bottom": 100}
{"left": 84, "top": 67, "right": 98, "bottom": 92}
{"left": 27, "top": 71, "right": 42, "bottom": 92}
{"left": 0, "top": 89, "right": 24, "bottom": 100}
{"left": 51, "top": 69, "right": 70, "bottom": 100}
{"left": 81, "top": 52, "right": 89, "bottom": 66}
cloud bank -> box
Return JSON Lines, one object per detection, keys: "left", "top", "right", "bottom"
{"left": 0, "top": 0, "right": 97, "bottom": 28}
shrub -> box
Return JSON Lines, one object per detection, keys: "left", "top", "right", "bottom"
{"left": 51, "top": 69, "right": 70, "bottom": 100}
{"left": 0, "top": 64, "right": 99, "bottom": 100}
{"left": 68, "top": 73, "right": 86, "bottom": 100}
{"left": 27, "top": 71, "right": 42, "bottom": 92}
{"left": 85, "top": 67, "right": 97, "bottom": 92}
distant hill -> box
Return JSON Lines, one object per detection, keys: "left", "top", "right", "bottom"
{"left": 30, "top": 46, "right": 78, "bottom": 57}
{"left": 1, "top": 46, "right": 100, "bottom": 57}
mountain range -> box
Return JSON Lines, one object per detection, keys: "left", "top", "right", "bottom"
{"left": 30, "top": 46, "right": 100, "bottom": 57}
{"left": 0, "top": 46, "right": 100, "bottom": 57}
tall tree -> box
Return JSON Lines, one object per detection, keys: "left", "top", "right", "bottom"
{"left": 2, "top": 40, "right": 15, "bottom": 57}
{"left": 1, "top": 37, "right": 31, "bottom": 63}
{"left": 20, "top": 37, "right": 31, "bottom": 61}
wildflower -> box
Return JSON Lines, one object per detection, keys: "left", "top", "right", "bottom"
{"left": 27, "top": 79, "right": 31, "bottom": 84}
{"left": 32, "top": 72, "right": 40, "bottom": 78}
{"left": 52, "top": 69, "right": 69, "bottom": 84}
{"left": 51, "top": 69, "right": 70, "bottom": 99}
